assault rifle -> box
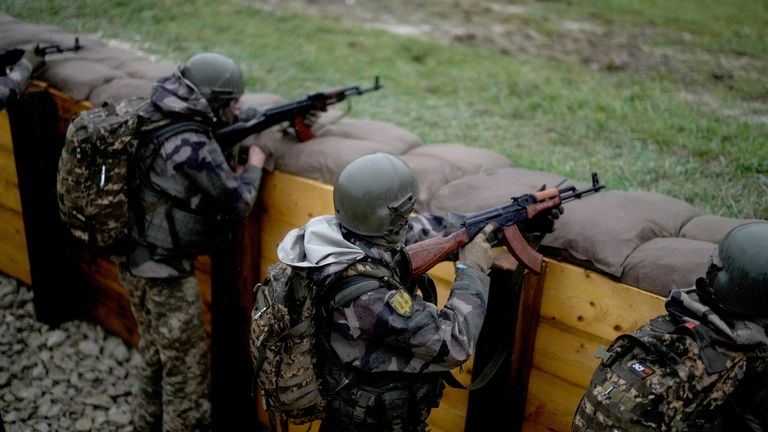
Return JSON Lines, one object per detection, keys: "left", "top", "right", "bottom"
{"left": 0, "top": 38, "right": 83, "bottom": 76}
{"left": 406, "top": 173, "right": 605, "bottom": 276}
{"left": 214, "top": 76, "right": 382, "bottom": 151}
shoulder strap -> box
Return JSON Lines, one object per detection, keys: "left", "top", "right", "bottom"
{"left": 146, "top": 120, "right": 210, "bottom": 144}
{"left": 329, "top": 275, "right": 384, "bottom": 308}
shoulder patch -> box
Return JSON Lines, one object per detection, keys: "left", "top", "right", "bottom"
{"left": 388, "top": 289, "right": 414, "bottom": 316}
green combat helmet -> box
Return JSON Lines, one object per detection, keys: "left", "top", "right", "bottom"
{"left": 181, "top": 52, "right": 244, "bottom": 115}
{"left": 333, "top": 153, "right": 419, "bottom": 241}
{"left": 705, "top": 221, "right": 768, "bottom": 318}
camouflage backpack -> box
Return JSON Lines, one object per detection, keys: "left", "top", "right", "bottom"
{"left": 249, "top": 261, "right": 327, "bottom": 425}
{"left": 250, "top": 260, "right": 412, "bottom": 426}
{"left": 572, "top": 315, "right": 748, "bottom": 432}
{"left": 57, "top": 98, "right": 204, "bottom": 250}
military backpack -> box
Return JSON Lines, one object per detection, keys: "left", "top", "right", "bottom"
{"left": 56, "top": 98, "right": 205, "bottom": 251}
{"left": 249, "top": 262, "right": 328, "bottom": 425}
{"left": 572, "top": 315, "right": 749, "bottom": 432}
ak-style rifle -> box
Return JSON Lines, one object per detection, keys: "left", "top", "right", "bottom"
{"left": 214, "top": 76, "right": 382, "bottom": 151}
{"left": 406, "top": 173, "right": 605, "bottom": 276}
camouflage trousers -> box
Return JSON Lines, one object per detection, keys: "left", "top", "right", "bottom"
{"left": 118, "top": 267, "right": 211, "bottom": 432}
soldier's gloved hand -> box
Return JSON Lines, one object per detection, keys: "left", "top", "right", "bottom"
{"left": 252, "top": 132, "right": 297, "bottom": 171}
{"left": 524, "top": 205, "right": 564, "bottom": 236}
{"left": 247, "top": 145, "right": 267, "bottom": 169}
{"left": 22, "top": 48, "right": 45, "bottom": 74}
{"left": 459, "top": 224, "right": 494, "bottom": 274}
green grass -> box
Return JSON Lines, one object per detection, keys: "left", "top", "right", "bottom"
{"left": 3, "top": 0, "right": 767, "bottom": 218}
{"left": 526, "top": 0, "right": 768, "bottom": 58}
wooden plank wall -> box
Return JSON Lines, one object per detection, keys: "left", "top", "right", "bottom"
{"left": 0, "top": 110, "right": 31, "bottom": 284}
{"left": 258, "top": 171, "right": 472, "bottom": 432}
{"left": 522, "top": 262, "right": 666, "bottom": 431}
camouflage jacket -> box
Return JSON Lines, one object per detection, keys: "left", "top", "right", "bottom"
{"left": 277, "top": 214, "right": 490, "bottom": 374}
{"left": 127, "top": 72, "right": 261, "bottom": 278}
{"left": 0, "top": 57, "right": 33, "bottom": 110}
{"left": 573, "top": 287, "right": 768, "bottom": 432}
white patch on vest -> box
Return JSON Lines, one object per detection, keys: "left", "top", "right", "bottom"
{"left": 343, "top": 306, "right": 361, "bottom": 339}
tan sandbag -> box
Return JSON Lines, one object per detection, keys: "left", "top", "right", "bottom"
{"left": 38, "top": 59, "right": 126, "bottom": 101}
{"left": 120, "top": 59, "right": 177, "bottom": 81}
{"left": 621, "top": 238, "right": 714, "bottom": 297}
{"left": 540, "top": 191, "right": 702, "bottom": 277}
{"left": 428, "top": 167, "right": 587, "bottom": 214}
{"left": 275, "top": 136, "right": 405, "bottom": 184}
{"left": 89, "top": 78, "right": 153, "bottom": 106}
{"left": 679, "top": 215, "right": 762, "bottom": 244}
{"left": 238, "top": 92, "right": 287, "bottom": 111}
{"left": 64, "top": 44, "right": 144, "bottom": 69}
{"left": 399, "top": 153, "right": 465, "bottom": 213}
{"left": 315, "top": 117, "right": 423, "bottom": 155}
{"left": 0, "top": 17, "right": 64, "bottom": 48}
{"left": 406, "top": 143, "right": 513, "bottom": 177}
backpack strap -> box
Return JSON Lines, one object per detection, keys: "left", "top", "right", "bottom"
{"left": 329, "top": 275, "right": 384, "bottom": 308}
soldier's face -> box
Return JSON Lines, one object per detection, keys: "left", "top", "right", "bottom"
{"left": 213, "top": 99, "right": 239, "bottom": 125}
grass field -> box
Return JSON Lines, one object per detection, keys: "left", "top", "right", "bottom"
{"left": 3, "top": 0, "right": 767, "bottom": 218}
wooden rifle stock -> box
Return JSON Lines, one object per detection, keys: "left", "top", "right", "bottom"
{"left": 406, "top": 229, "right": 470, "bottom": 277}
{"left": 404, "top": 225, "right": 545, "bottom": 278}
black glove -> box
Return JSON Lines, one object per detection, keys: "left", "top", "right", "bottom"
{"left": 518, "top": 205, "right": 563, "bottom": 246}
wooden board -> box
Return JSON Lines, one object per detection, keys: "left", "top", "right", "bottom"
{"left": 539, "top": 261, "right": 666, "bottom": 342}
{"left": 0, "top": 110, "right": 30, "bottom": 284}
{"left": 0, "top": 205, "right": 31, "bottom": 284}
{"left": 524, "top": 367, "right": 587, "bottom": 432}
{"left": 521, "top": 260, "right": 666, "bottom": 431}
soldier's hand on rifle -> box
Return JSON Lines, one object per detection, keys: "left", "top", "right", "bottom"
{"left": 528, "top": 205, "right": 563, "bottom": 234}
{"left": 459, "top": 224, "right": 494, "bottom": 274}
{"left": 252, "top": 132, "right": 296, "bottom": 171}
{"left": 247, "top": 145, "right": 267, "bottom": 169}
{"left": 22, "top": 48, "right": 45, "bottom": 74}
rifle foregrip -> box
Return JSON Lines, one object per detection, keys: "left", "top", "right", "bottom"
{"left": 405, "top": 229, "right": 471, "bottom": 277}
{"left": 526, "top": 198, "right": 562, "bottom": 219}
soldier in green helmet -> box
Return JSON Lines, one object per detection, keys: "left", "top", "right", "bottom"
{"left": 573, "top": 221, "right": 768, "bottom": 432}
{"left": 273, "top": 153, "right": 558, "bottom": 431}
{"left": 117, "top": 52, "right": 270, "bottom": 431}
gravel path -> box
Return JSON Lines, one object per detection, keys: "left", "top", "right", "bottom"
{"left": 0, "top": 274, "right": 137, "bottom": 432}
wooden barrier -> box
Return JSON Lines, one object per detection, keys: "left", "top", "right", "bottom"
{"left": 0, "top": 110, "right": 31, "bottom": 284}
{"left": 522, "top": 262, "right": 666, "bottom": 431}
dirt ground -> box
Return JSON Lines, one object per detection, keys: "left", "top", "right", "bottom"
{"left": 252, "top": 0, "right": 768, "bottom": 123}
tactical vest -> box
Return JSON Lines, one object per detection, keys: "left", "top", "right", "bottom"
{"left": 315, "top": 258, "right": 443, "bottom": 432}
{"left": 572, "top": 315, "right": 749, "bottom": 432}
{"left": 132, "top": 122, "right": 231, "bottom": 257}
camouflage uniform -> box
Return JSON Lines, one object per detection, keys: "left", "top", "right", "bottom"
{"left": 119, "top": 71, "right": 261, "bottom": 431}
{"left": 277, "top": 213, "right": 490, "bottom": 431}
{"left": 0, "top": 57, "right": 33, "bottom": 110}
{"left": 572, "top": 287, "right": 768, "bottom": 432}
